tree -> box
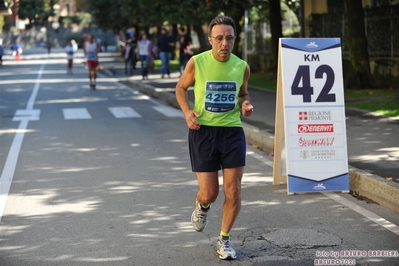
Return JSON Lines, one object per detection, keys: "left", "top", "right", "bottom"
{"left": 344, "top": 0, "right": 374, "bottom": 89}
{"left": 84, "top": 0, "right": 255, "bottom": 53}
{"left": 247, "top": 0, "right": 285, "bottom": 73}
{"left": 17, "top": 0, "right": 55, "bottom": 27}
{"left": 268, "top": 0, "right": 283, "bottom": 74}
{"left": 4, "top": 0, "right": 13, "bottom": 9}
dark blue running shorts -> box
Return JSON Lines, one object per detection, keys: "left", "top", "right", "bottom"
{"left": 188, "top": 126, "right": 246, "bottom": 172}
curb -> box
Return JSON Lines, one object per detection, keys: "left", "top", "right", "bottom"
{"left": 101, "top": 71, "right": 399, "bottom": 214}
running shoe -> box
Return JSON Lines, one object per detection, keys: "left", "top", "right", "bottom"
{"left": 217, "top": 236, "right": 237, "bottom": 260}
{"left": 191, "top": 201, "right": 209, "bottom": 232}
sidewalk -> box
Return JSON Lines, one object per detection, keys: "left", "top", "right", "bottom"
{"left": 98, "top": 51, "right": 399, "bottom": 214}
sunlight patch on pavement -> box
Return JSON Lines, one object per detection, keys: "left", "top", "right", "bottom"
{"left": 0, "top": 225, "right": 30, "bottom": 237}
{"left": 7, "top": 192, "right": 100, "bottom": 217}
{"left": 241, "top": 200, "right": 281, "bottom": 207}
{"left": 0, "top": 128, "right": 35, "bottom": 136}
{"left": 74, "top": 257, "right": 130, "bottom": 262}
{"left": 352, "top": 151, "right": 399, "bottom": 162}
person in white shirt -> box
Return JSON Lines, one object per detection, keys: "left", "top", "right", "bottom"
{"left": 137, "top": 33, "right": 151, "bottom": 80}
{"left": 65, "top": 40, "right": 76, "bottom": 74}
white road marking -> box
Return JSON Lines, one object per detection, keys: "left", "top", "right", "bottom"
{"left": 12, "top": 109, "right": 41, "bottom": 121}
{"left": 108, "top": 107, "right": 142, "bottom": 118}
{"left": 247, "top": 150, "right": 399, "bottom": 236}
{"left": 152, "top": 106, "right": 184, "bottom": 117}
{"left": 27, "top": 74, "right": 42, "bottom": 110}
{"left": 0, "top": 63, "right": 46, "bottom": 221}
{"left": 323, "top": 192, "right": 399, "bottom": 236}
{"left": 62, "top": 108, "right": 92, "bottom": 120}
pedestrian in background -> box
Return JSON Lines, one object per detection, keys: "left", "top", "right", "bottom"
{"left": 83, "top": 35, "right": 101, "bottom": 89}
{"left": 175, "top": 15, "right": 254, "bottom": 260}
{"left": 46, "top": 41, "right": 52, "bottom": 56}
{"left": 148, "top": 36, "right": 157, "bottom": 70}
{"left": 178, "top": 26, "right": 193, "bottom": 76}
{"left": 71, "top": 39, "right": 78, "bottom": 51}
{"left": 0, "top": 44, "right": 4, "bottom": 65}
{"left": 103, "top": 39, "right": 108, "bottom": 52}
{"left": 65, "top": 40, "right": 76, "bottom": 74}
{"left": 156, "top": 27, "right": 174, "bottom": 78}
{"left": 123, "top": 40, "right": 136, "bottom": 75}
{"left": 137, "top": 33, "right": 151, "bottom": 80}
{"left": 12, "top": 43, "right": 22, "bottom": 61}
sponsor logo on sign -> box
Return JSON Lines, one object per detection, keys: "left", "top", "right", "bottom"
{"left": 298, "top": 137, "right": 335, "bottom": 147}
{"left": 298, "top": 124, "right": 334, "bottom": 133}
{"left": 298, "top": 111, "right": 332, "bottom": 121}
{"left": 306, "top": 42, "right": 318, "bottom": 48}
{"left": 299, "top": 149, "right": 336, "bottom": 159}
{"left": 299, "top": 150, "right": 310, "bottom": 159}
{"left": 313, "top": 183, "right": 326, "bottom": 190}
{"left": 298, "top": 111, "right": 308, "bottom": 120}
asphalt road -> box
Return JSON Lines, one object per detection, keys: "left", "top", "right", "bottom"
{"left": 0, "top": 49, "right": 398, "bottom": 266}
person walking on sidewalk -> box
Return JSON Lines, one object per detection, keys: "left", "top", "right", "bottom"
{"left": 156, "top": 27, "right": 174, "bottom": 78}
{"left": 178, "top": 26, "right": 193, "bottom": 76}
{"left": 175, "top": 15, "right": 254, "bottom": 260}
{"left": 0, "top": 44, "right": 4, "bottom": 65}
{"left": 83, "top": 35, "right": 101, "bottom": 89}
{"left": 137, "top": 33, "right": 151, "bottom": 79}
{"left": 123, "top": 41, "right": 135, "bottom": 75}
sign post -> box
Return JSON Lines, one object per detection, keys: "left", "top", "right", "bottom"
{"left": 273, "top": 38, "right": 349, "bottom": 194}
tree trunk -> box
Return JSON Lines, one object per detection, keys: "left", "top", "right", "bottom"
{"left": 193, "top": 23, "right": 208, "bottom": 53}
{"left": 344, "top": 0, "right": 374, "bottom": 89}
{"left": 230, "top": 10, "right": 245, "bottom": 58}
{"left": 269, "top": 0, "right": 283, "bottom": 74}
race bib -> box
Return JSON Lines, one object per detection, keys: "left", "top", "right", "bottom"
{"left": 88, "top": 52, "right": 97, "bottom": 60}
{"left": 204, "top": 81, "right": 237, "bottom": 113}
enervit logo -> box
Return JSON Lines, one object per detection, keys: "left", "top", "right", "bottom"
{"left": 298, "top": 124, "right": 334, "bottom": 133}
{"left": 298, "top": 137, "right": 335, "bottom": 147}
{"left": 298, "top": 111, "right": 332, "bottom": 121}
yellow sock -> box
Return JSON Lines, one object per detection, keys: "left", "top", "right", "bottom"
{"left": 220, "top": 231, "right": 230, "bottom": 237}
{"left": 196, "top": 199, "right": 210, "bottom": 209}
{"left": 201, "top": 204, "right": 210, "bottom": 209}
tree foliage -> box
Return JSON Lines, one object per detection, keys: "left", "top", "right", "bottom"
{"left": 344, "top": 0, "right": 374, "bottom": 88}
{"left": 83, "top": 0, "right": 255, "bottom": 52}
{"left": 5, "top": 0, "right": 14, "bottom": 8}
{"left": 18, "top": 0, "right": 56, "bottom": 26}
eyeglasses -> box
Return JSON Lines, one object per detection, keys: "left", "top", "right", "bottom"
{"left": 209, "top": 35, "right": 236, "bottom": 43}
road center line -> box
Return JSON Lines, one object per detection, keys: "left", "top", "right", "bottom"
{"left": 0, "top": 64, "right": 45, "bottom": 221}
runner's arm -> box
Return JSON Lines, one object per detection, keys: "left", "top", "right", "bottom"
{"left": 175, "top": 58, "right": 200, "bottom": 130}
{"left": 238, "top": 64, "right": 254, "bottom": 117}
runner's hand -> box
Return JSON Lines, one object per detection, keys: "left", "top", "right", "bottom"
{"left": 242, "top": 100, "right": 254, "bottom": 117}
{"left": 184, "top": 110, "right": 201, "bottom": 130}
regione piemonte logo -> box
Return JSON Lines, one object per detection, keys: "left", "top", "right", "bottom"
{"left": 298, "top": 111, "right": 332, "bottom": 121}
{"left": 298, "top": 111, "right": 308, "bottom": 120}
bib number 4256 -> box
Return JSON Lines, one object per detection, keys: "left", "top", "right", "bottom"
{"left": 291, "top": 64, "right": 336, "bottom": 103}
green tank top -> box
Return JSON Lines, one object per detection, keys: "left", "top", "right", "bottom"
{"left": 193, "top": 50, "right": 247, "bottom": 127}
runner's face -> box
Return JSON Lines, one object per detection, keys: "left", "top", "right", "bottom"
{"left": 208, "top": 24, "right": 235, "bottom": 62}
